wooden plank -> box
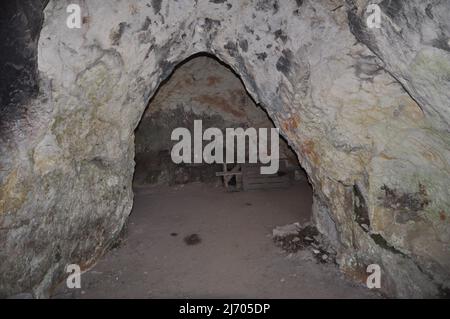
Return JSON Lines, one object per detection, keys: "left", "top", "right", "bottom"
{"left": 245, "top": 174, "right": 287, "bottom": 179}
{"left": 246, "top": 179, "right": 289, "bottom": 185}
{"left": 223, "top": 160, "right": 295, "bottom": 191}
{"left": 244, "top": 183, "right": 290, "bottom": 190}
{"left": 217, "top": 163, "right": 243, "bottom": 191}
{"left": 246, "top": 174, "right": 290, "bottom": 180}
{"left": 246, "top": 178, "right": 290, "bottom": 184}
{"left": 216, "top": 172, "right": 242, "bottom": 177}
{"left": 242, "top": 160, "right": 291, "bottom": 190}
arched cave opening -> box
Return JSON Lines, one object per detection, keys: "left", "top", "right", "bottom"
{"left": 52, "top": 54, "right": 375, "bottom": 298}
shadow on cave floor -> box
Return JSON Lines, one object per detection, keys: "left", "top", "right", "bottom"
{"left": 52, "top": 181, "right": 378, "bottom": 299}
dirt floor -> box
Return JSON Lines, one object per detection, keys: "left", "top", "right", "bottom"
{"left": 53, "top": 181, "right": 379, "bottom": 299}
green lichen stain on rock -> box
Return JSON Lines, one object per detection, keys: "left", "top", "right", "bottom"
{"left": 411, "top": 50, "right": 450, "bottom": 82}
{"left": 76, "top": 61, "right": 115, "bottom": 107}
{"left": 51, "top": 111, "right": 90, "bottom": 153}
{"left": 0, "top": 169, "right": 31, "bottom": 215}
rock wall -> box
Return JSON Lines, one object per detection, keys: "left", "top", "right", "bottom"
{"left": 0, "top": 0, "right": 48, "bottom": 126}
{"left": 0, "top": 0, "right": 449, "bottom": 298}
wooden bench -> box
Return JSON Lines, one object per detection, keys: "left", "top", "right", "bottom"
{"left": 215, "top": 163, "right": 243, "bottom": 191}
{"left": 216, "top": 160, "right": 292, "bottom": 191}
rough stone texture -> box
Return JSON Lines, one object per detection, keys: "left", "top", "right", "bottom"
{"left": 134, "top": 55, "right": 296, "bottom": 185}
{"left": 0, "top": 0, "right": 449, "bottom": 298}
{"left": 347, "top": 0, "right": 450, "bottom": 131}
{"left": 0, "top": 0, "right": 48, "bottom": 123}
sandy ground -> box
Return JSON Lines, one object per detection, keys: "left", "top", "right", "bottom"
{"left": 53, "top": 182, "right": 379, "bottom": 299}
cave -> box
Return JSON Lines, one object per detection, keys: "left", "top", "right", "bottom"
{"left": 0, "top": 0, "right": 449, "bottom": 299}
{"left": 55, "top": 54, "right": 330, "bottom": 298}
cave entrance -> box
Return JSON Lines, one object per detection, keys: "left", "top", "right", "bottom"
{"left": 125, "top": 54, "right": 311, "bottom": 296}
{"left": 53, "top": 54, "right": 373, "bottom": 298}
{"left": 130, "top": 55, "right": 315, "bottom": 297}
{"left": 133, "top": 54, "right": 307, "bottom": 190}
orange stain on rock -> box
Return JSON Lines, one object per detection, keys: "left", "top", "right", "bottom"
{"left": 206, "top": 76, "right": 222, "bottom": 86}
{"left": 301, "top": 139, "right": 320, "bottom": 166}
{"left": 129, "top": 4, "right": 139, "bottom": 15}
{"left": 341, "top": 265, "right": 369, "bottom": 285}
{"left": 379, "top": 152, "right": 397, "bottom": 160}
{"left": 281, "top": 114, "right": 301, "bottom": 134}
{"left": 193, "top": 94, "right": 245, "bottom": 118}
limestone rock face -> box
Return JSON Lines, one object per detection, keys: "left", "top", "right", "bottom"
{"left": 0, "top": 0, "right": 449, "bottom": 297}
{"left": 348, "top": 0, "right": 450, "bottom": 131}
{"left": 0, "top": 0, "right": 47, "bottom": 124}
